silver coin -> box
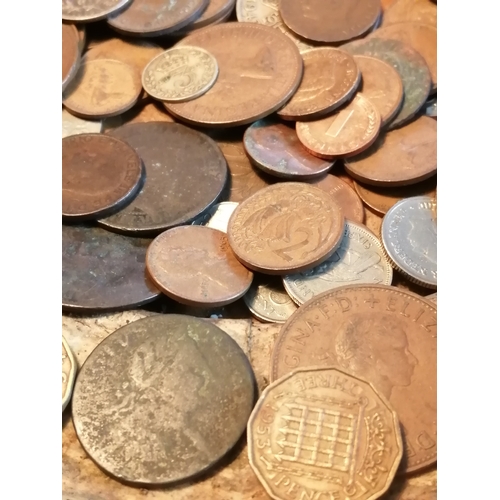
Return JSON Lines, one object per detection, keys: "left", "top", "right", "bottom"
{"left": 381, "top": 196, "right": 437, "bottom": 289}
{"left": 283, "top": 221, "right": 392, "bottom": 304}
{"left": 62, "top": 109, "right": 102, "bottom": 138}
{"left": 191, "top": 202, "right": 239, "bottom": 233}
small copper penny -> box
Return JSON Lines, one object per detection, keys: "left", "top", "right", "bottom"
{"left": 63, "top": 59, "right": 142, "bottom": 119}
{"left": 354, "top": 55, "right": 404, "bottom": 127}
{"left": 277, "top": 48, "right": 361, "bottom": 121}
{"left": 381, "top": 0, "right": 437, "bottom": 29}
{"left": 296, "top": 94, "right": 381, "bottom": 159}
{"left": 146, "top": 226, "right": 253, "bottom": 307}
{"left": 107, "top": 0, "right": 209, "bottom": 37}
{"left": 71, "top": 314, "right": 255, "bottom": 485}
{"left": 270, "top": 284, "right": 437, "bottom": 474}
{"left": 63, "top": 134, "right": 143, "bottom": 221}
{"left": 227, "top": 183, "right": 345, "bottom": 274}
{"left": 279, "top": 0, "right": 381, "bottom": 43}
{"left": 243, "top": 119, "right": 334, "bottom": 179}
{"left": 344, "top": 115, "right": 437, "bottom": 186}
{"left": 164, "top": 23, "right": 303, "bottom": 127}
{"left": 62, "top": 23, "right": 80, "bottom": 92}
{"left": 99, "top": 122, "right": 227, "bottom": 235}
{"left": 62, "top": 225, "right": 160, "bottom": 312}
{"left": 62, "top": 0, "right": 132, "bottom": 22}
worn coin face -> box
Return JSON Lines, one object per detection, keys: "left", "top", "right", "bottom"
{"left": 146, "top": 226, "right": 253, "bottom": 307}
{"left": 72, "top": 314, "right": 255, "bottom": 485}
{"left": 62, "top": 109, "right": 102, "bottom": 138}
{"left": 243, "top": 120, "right": 334, "bottom": 179}
{"left": 164, "top": 23, "right": 303, "bottom": 127}
{"left": 227, "top": 183, "right": 345, "bottom": 274}
{"left": 381, "top": 196, "right": 437, "bottom": 289}
{"left": 248, "top": 366, "right": 403, "bottom": 500}
{"left": 62, "top": 0, "right": 132, "bottom": 22}
{"left": 62, "top": 134, "right": 143, "bottom": 221}
{"left": 277, "top": 48, "right": 360, "bottom": 121}
{"left": 62, "top": 225, "right": 160, "bottom": 311}
{"left": 99, "top": 122, "right": 227, "bottom": 235}
{"left": 142, "top": 46, "right": 218, "bottom": 102}
{"left": 191, "top": 201, "right": 239, "bottom": 232}
{"left": 344, "top": 115, "right": 437, "bottom": 186}
{"left": 62, "top": 23, "right": 80, "bottom": 92}
{"left": 62, "top": 336, "right": 77, "bottom": 412}
{"left": 296, "top": 94, "right": 381, "bottom": 159}
{"left": 381, "top": 0, "right": 437, "bottom": 29}
{"left": 271, "top": 284, "right": 437, "bottom": 473}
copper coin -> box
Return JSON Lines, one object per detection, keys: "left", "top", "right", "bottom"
{"left": 71, "top": 314, "right": 255, "bottom": 485}
{"left": 62, "top": 23, "right": 80, "bottom": 92}
{"left": 175, "top": 0, "right": 236, "bottom": 33}
{"left": 248, "top": 366, "right": 403, "bottom": 500}
{"left": 102, "top": 101, "right": 175, "bottom": 131}
{"left": 107, "top": 0, "right": 209, "bottom": 36}
{"left": 342, "top": 37, "right": 431, "bottom": 128}
{"left": 99, "top": 122, "right": 227, "bottom": 235}
{"left": 279, "top": 0, "right": 381, "bottom": 43}
{"left": 62, "top": 0, "right": 132, "bottom": 22}
{"left": 164, "top": 23, "right": 303, "bottom": 127}
{"left": 270, "top": 284, "right": 437, "bottom": 473}
{"left": 427, "top": 292, "right": 437, "bottom": 304}
{"left": 227, "top": 183, "right": 345, "bottom": 274}
{"left": 344, "top": 115, "right": 437, "bottom": 186}
{"left": 353, "top": 175, "right": 437, "bottom": 215}
{"left": 277, "top": 48, "right": 361, "bottom": 121}
{"left": 296, "top": 94, "right": 381, "bottom": 159}
{"left": 62, "top": 225, "right": 160, "bottom": 311}
{"left": 63, "top": 59, "right": 142, "bottom": 119}
{"left": 354, "top": 55, "right": 404, "bottom": 127}
{"left": 243, "top": 119, "right": 334, "bottom": 179}
{"left": 63, "top": 134, "right": 143, "bottom": 221}
{"left": 309, "top": 174, "right": 365, "bottom": 224}
{"left": 146, "top": 226, "right": 253, "bottom": 307}
{"left": 381, "top": 0, "right": 437, "bottom": 29}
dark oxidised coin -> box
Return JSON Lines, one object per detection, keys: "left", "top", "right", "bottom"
{"left": 99, "top": 122, "right": 227, "bottom": 235}
{"left": 72, "top": 314, "right": 255, "bottom": 485}
{"left": 62, "top": 225, "right": 160, "bottom": 311}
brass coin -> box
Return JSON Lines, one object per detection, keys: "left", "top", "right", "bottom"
{"left": 227, "top": 183, "right": 345, "bottom": 274}
{"left": 146, "top": 226, "right": 253, "bottom": 307}
{"left": 71, "top": 314, "right": 255, "bottom": 485}
{"left": 62, "top": 336, "right": 77, "bottom": 412}
{"left": 62, "top": 0, "right": 132, "bottom": 22}
{"left": 62, "top": 23, "right": 80, "bottom": 92}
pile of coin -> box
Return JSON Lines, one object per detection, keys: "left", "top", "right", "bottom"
{"left": 62, "top": 0, "right": 437, "bottom": 497}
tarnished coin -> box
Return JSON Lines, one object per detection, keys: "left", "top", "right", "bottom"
{"left": 62, "top": 225, "right": 160, "bottom": 311}
{"left": 62, "top": 0, "right": 132, "bottom": 22}
{"left": 248, "top": 366, "right": 403, "bottom": 500}
{"left": 99, "top": 122, "right": 227, "bottom": 235}
{"left": 191, "top": 201, "right": 239, "bottom": 232}
{"left": 142, "top": 46, "right": 218, "bottom": 102}
{"left": 227, "top": 183, "right": 345, "bottom": 274}
{"left": 62, "top": 23, "right": 80, "bottom": 92}
{"left": 271, "top": 284, "right": 437, "bottom": 473}
{"left": 63, "top": 59, "right": 142, "bottom": 119}
{"left": 277, "top": 48, "right": 361, "bottom": 121}
{"left": 279, "top": 0, "right": 381, "bottom": 43}
{"left": 77, "top": 25, "right": 86, "bottom": 52}
{"left": 102, "top": 101, "right": 175, "bottom": 130}
{"left": 62, "top": 336, "right": 77, "bottom": 412}
{"left": 175, "top": 0, "right": 237, "bottom": 34}
{"left": 354, "top": 55, "right": 403, "bottom": 127}
{"left": 63, "top": 134, "right": 143, "bottom": 221}
{"left": 427, "top": 292, "right": 437, "bottom": 304}
{"left": 164, "top": 23, "right": 303, "bottom": 127}
{"left": 296, "top": 94, "right": 381, "bottom": 159}
{"left": 381, "top": 196, "right": 437, "bottom": 289}
{"left": 243, "top": 119, "right": 334, "bottom": 179}
{"left": 146, "top": 226, "right": 253, "bottom": 307}
{"left": 243, "top": 276, "right": 298, "bottom": 323}
{"left": 72, "top": 314, "right": 255, "bottom": 485}
{"left": 344, "top": 115, "right": 437, "bottom": 186}
{"left": 381, "top": 0, "right": 437, "bottom": 29}
{"left": 62, "top": 108, "right": 102, "bottom": 138}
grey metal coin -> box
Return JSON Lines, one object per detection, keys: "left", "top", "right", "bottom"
{"left": 427, "top": 292, "right": 437, "bottom": 304}
{"left": 424, "top": 95, "right": 437, "bottom": 117}
{"left": 283, "top": 221, "right": 392, "bottom": 305}
{"left": 71, "top": 314, "right": 256, "bottom": 485}
{"left": 381, "top": 196, "right": 437, "bottom": 289}
{"left": 62, "top": 109, "right": 102, "bottom": 138}
{"left": 191, "top": 202, "right": 239, "bottom": 233}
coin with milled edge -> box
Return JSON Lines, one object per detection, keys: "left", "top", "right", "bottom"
{"left": 72, "top": 314, "right": 255, "bottom": 485}
{"left": 191, "top": 202, "right": 238, "bottom": 232}
{"left": 62, "top": 109, "right": 102, "bottom": 138}
{"left": 62, "top": 336, "right": 77, "bottom": 412}
{"left": 381, "top": 196, "right": 437, "bottom": 289}
{"left": 62, "top": 23, "right": 80, "bottom": 92}
{"left": 62, "top": 0, "right": 132, "bottom": 22}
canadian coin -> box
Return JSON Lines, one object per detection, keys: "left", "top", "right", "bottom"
{"left": 62, "top": 23, "right": 80, "bottom": 92}
{"left": 62, "top": 109, "right": 102, "bottom": 138}
{"left": 191, "top": 202, "right": 239, "bottom": 232}
{"left": 62, "top": 336, "right": 77, "bottom": 412}
{"left": 62, "top": 0, "right": 132, "bottom": 22}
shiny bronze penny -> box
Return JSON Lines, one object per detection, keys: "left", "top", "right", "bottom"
{"left": 271, "top": 284, "right": 437, "bottom": 474}
{"left": 296, "top": 94, "right": 381, "bottom": 159}
{"left": 227, "top": 183, "right": 345, "bottom": 274}
{"left": 344, "top": 115, "right": 437, "bottom": 186}
{"left": 147, "top": 226, "right": 253, "bottom": 307}
{"left": 164, "top": 23, "right": 303, "bottom": 127}
{"left": 107, "top": 0, "right": 209, "bottom": 36}
{"left": 354, "top": 55, "right": 403, "bottom": 127}
{"left": 381, "top": 0, "right": 437, "bottom": 29}
{"left": 72, "top": 314, "right": 255, "bottom": 485}
{"left": 62, "top": 23, "right": 80, "bottom": 92}
{"left": 277, "top": 48, "right": 361, "bottom": 121}
{"left": 62, "top": 225, "right": 160, "bottom": 312}
{"left": 63, "top": 134, "right": 143, "bottom": 221}
{"left": 62, "top": 0, "right": 132, "bottom": 22}
{"left": 99, "top": 122, "right": 227, "bottom": 235}
{"left": 243, "top": 119, "right": 334, "bottom": 179}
